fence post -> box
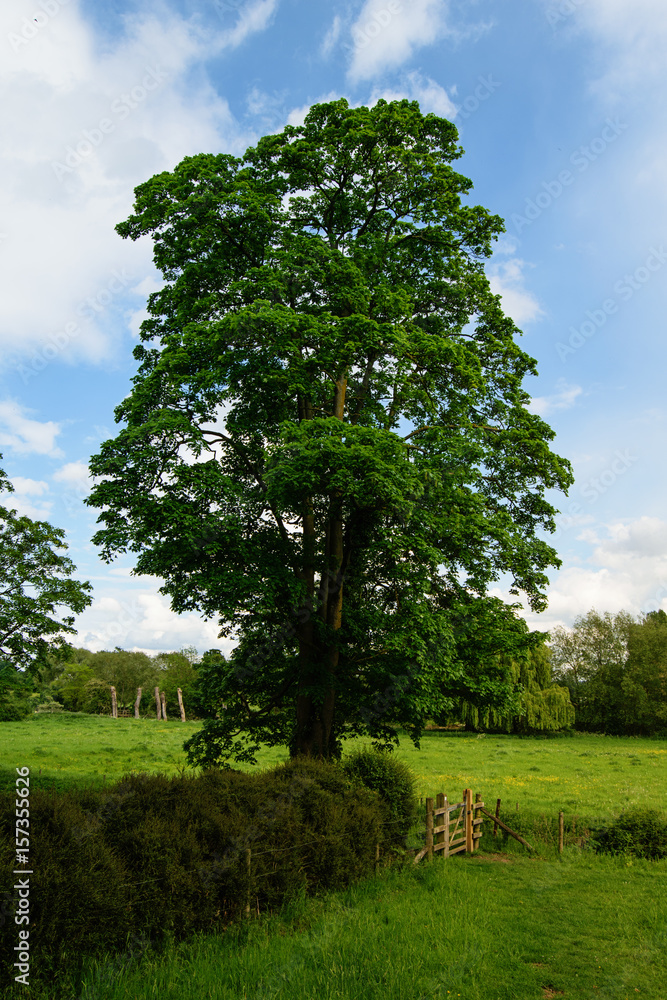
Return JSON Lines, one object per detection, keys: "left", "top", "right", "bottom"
{"left": 493, "top": 798, "right": 501, "bottom": 838}
{"left": 464, "top": 788, "right": 473, "bottom": 854}
{"left": 110, "top": 686, "right": 118, "bottom": 719}
{"left": 245, "top": 848, "right": 252, "bottom": 918}
{"left": 425, "top": 797, "right": 434, "bottom": 861}
{"left": 559, "top": 811, "right": 564, "bottom": 854}
{"left": 435, "top": 793, "right": 445, "bottom": 856}
{"left": 444, "top": 796, "right": 450, "bottom": 859}
{"left": 474, "top": 792, "right": 482, "bottom": 851}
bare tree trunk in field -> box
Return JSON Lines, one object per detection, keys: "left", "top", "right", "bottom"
{"left": 160, "top": 691, "right": 167, "bottom": 720}
{"left": 155, "top": 686, "right": 161, "bottom": 720}
{"left": 110, "top": 686, "right": 118, "bottom": 718}
{"left": 177, "top": 687, "right": 185, "bottom": 722}
{"left": 134, "top": 687, "right": 142, "bottom": 719}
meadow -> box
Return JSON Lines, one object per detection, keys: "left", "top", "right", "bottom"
{"left": 3, "top": 714, "right": 667, "bottom": 999}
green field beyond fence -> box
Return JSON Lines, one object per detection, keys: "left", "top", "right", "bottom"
{"left": 4, "top": 714, "right": 666, "bottom": 824}
{"left": 3, "top": 715, "right": 667, "bottom": 1000}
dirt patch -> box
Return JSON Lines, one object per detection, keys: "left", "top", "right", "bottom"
{"left": 542, "top": 988, "right": 564, "bottom": 998}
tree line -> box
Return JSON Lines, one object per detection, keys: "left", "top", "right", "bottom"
{"left": 0, "top": 646, "right": 228, "bottom": 722}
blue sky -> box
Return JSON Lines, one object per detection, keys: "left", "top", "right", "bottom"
{"left": 1, "top": 0, "right": 666, "bottom": 655}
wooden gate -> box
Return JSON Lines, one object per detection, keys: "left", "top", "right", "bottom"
{"left": 414, "top": 788, "right": 484, "bottom": 863}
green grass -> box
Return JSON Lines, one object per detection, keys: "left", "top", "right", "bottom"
{"left": 4, "top": 714, "right": 666, "bottom": 829}
{"left": 11, "top": 852, "right": 667, "bottom": 1000}
{"left": 4, "top": 715, "right": 667, "bottom": 998}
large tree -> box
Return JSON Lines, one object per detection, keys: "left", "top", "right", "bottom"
{"left": 87, "top": 99, "right": 572, "bottom": 763}
{"left": 0, "top": 455, "right": 93, "bottom": 673}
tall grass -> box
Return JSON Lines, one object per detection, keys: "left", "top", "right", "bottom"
{"left": 6, "top": 852, "right": 666, "bottom": 1000}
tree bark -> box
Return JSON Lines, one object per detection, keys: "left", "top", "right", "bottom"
{"left": 134, "top": 687, "right": 142, "bottom": 719}
{"left": 291, "top": 380, "right": 347, "bottom": 758}
{"left": 177, "top": 686, "right": 185, "bottom": 722}
{"left": 155, "top": 686, "right": 161, "bottom": 721}
{"left": 160, "top": 691, "right": 167, "bottom": 720}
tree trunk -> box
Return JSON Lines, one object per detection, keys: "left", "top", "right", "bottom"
{"left": 134, "top": 687, "right": 142, "bottom": 719}
{"left": 110, "top": 686, "right": 118, "bottom": 719}
{"left": 177, "top": 687, "right": 185, "bottom": 722}
{"left": 291, "top": 381, "right": 346, "bottom": 758}
{"left": 155, "top": 686, "right": 161, "bottom": 721}
{"left": 160, "top": 691, "right": 167, "bottom": 720}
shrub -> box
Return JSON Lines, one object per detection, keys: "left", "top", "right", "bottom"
{"left": 594, "top": 807, "right": 667, "bottom": 860}
{"left": 0, "top": 756, "right": 398, "bottom": 991}
{"left": 342, "top": 746, "right": 418, "bottom": 844}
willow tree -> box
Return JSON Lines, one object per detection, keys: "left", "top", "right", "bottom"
{"left": 451, "top": 642, "right": 575, "bottom": 733}
{"left": 86, "top": 99, "right": 572, "bottom": 764}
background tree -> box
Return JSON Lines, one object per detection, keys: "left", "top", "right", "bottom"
{"left": 448, "top": 639, "right": 574, "bottom": 733}
{"left": 623, "top": 610, "right": 667, "bottom": 734}
{"left": 0, "top": 454, "right": 93, "bottom": 674}
{"left": 550, "top": 608, "right": 635, "bottom": 733}
{"left": 87, "top": 99, "right": 573, "bottom": 764}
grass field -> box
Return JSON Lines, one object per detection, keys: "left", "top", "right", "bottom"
{"left": 3, "top": 714, "right": 667, "bottom": 999}
{"left": 4, "top": 713, "right": 667, "bottom": 827}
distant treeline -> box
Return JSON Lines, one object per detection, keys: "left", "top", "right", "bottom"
{"left": 2, "top": 608, "right": 666, "bottom": 735}
{"left": 0, "top": 647, "right": 227, "bottom": 722}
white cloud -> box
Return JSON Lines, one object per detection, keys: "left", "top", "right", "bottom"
{"left": 0, "top": 4, "right": 269, "bottom": 367}
{"left": 573, "top": 0, "right": 667, "bottom": 93}
{"left": 217, "top": 0, "right": 278, "bottom": 51}
{"left": 74, "top": 590, "right": 232, "bottom": 655}
{"left": 369, "top": 70, "right": 457, "bottom": 117}
{"left": 347, "top": 0, "right": 451, "bottom": 83}
{"left": 2, "top": 475, "right": 53, "bottom": 519}
{"left": 487, "top": 247, "right": 544, "bottom": 326}
{"left": 529, "top": 379, "right": 583, "bottom": 417}
{"left": 0, "top": 401, "right": 63, "bottom": 456}
{"left": 53, "top": 460, "right": 91, "bottom": 490}
{"left": 321, "top": 14, "right": 342, "bottom": 57}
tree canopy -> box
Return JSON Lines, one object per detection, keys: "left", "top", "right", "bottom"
{"left": 0, "top": 454, "right": 93, "bottom": 673}
{"left": 87, "top": 98, "right": 573, "bottom": 764}
{"left": 550, "top": 607, "right": 667, "bottom": 734}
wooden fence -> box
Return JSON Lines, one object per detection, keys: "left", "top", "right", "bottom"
{"left": 413, "top": 788, "right": 536, "bottom": 863}
{"left": 414, "top": 788, "right": 484, "bottom": 862}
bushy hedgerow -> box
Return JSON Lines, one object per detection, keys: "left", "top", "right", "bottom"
{"left": 0, "top": 757, "right": 400, "bottom": 990}
{"left": 342, "top": 746, "right": 418, "bottom": 844}
{"left": 593, "top": 807, "right": 667, "bottom": 860}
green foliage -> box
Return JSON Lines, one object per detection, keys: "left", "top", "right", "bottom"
{"left": 0, "top": 661, "right": 34, "bottom": 721}
{"left": 450, "top": 641, "right": 575, "bottom": 733}
{"left": 0, "top": 758, "right": 394, "bottom": 988}
{"left": 551, "top": 608, "right": 667, "bottom": 734}
{"left": 87, "top": 98, "right": 572, "bottom": 765}
{"left": 595, "top": 807, "right": 667, "bottom": 859}
{"left": 0, "top": 454, "right": 93, "bottom": 670}
{"left": 342, "top": 746, "right": 418, "bottom": 843}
